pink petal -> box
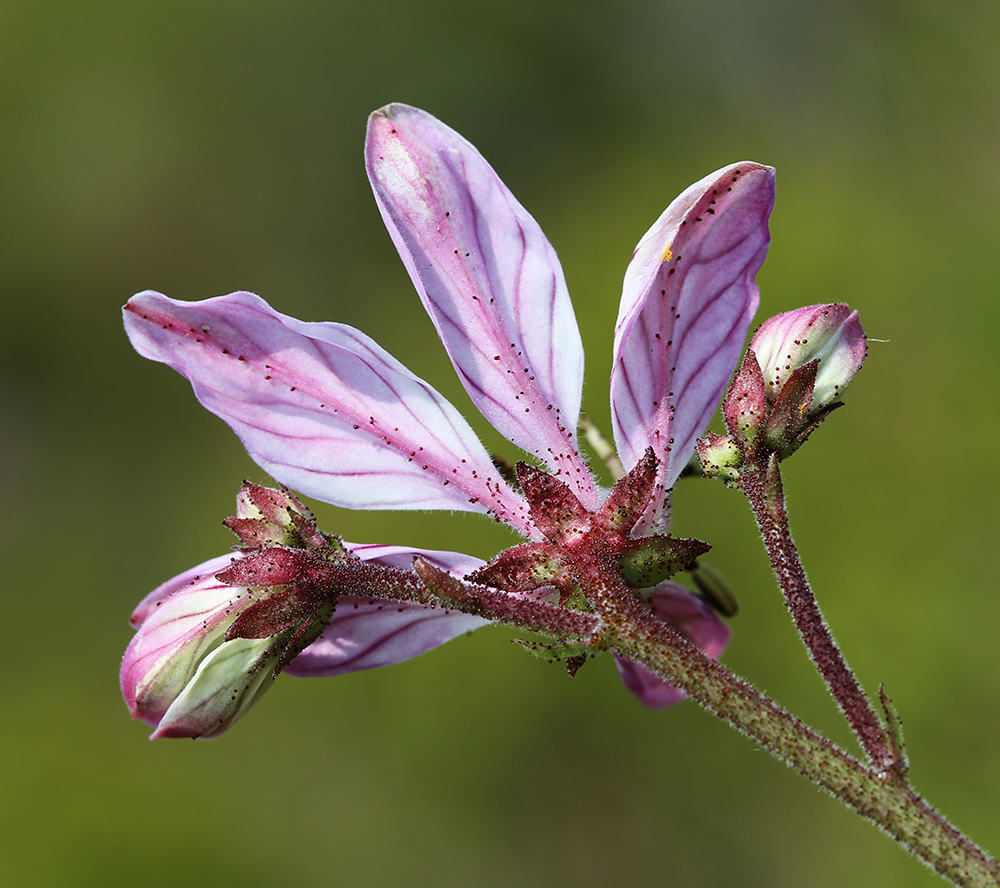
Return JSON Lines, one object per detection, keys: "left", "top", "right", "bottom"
{"left": 124, "top": 290, "right": 534, "bottom": 536}
{"left": 614, "top": 657, "right": 690, "bottom": 708}
{"left": 129, "top": 553, "right": 239, "bottom": 628}
{"left": 611, "top": 163, "right": 775, "bottom": 525}
{"left": 284, "top": 543, "right": 489, "bottom": 677}
{"left": 614, "top": 582, "right": 731, "bottom": 709}
{"left": 366, "top": 105, "right": 599, "bottom": 508}
{"left": 750, "top": 303, "right": 867, "bottom": 406}
{"left": 121, "top": 568, "right": 255, "bottom": 726}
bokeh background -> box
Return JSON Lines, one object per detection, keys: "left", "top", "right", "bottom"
{"left": 3, "top": 1, "right": 999, "bottom": 885}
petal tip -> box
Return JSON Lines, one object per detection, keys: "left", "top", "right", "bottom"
{"left": 368, "top": 103, "right": 418, "bottom": 126}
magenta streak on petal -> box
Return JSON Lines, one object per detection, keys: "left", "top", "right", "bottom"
{"left": 130, "top": 553, "right": 239, "bottom": 628}
{"left": 124, "top": 291, "right": 535, "bottom": 537}
{"left": 283, "top": 598, "right": 487, "bottom": 676}
{"left": 612, "top": 162, "right": 774, "bottom": 525}
{"left": 636, "top": 239, "right": 767, "bottom": 476}
{"left": 366, "top": 105, "right": 598, "bottom": 508}
{"left": 121, "top": 574, "right": 255, "bottom": 722}
{"left": 345, "top": 542, "right": 486, "bottom": 577}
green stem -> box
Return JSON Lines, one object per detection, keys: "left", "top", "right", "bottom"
{"left": 607, "top": 600, "right": 999, "bottom": 887}
{"left": 359, "top": 520, "right": 999, "bottom": 884}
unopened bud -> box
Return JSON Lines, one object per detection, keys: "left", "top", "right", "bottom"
{"left": 752, "top": 304, "right": 866, "bottom": 411}
{"left": 750, "top": 304, "right": 866, "bottom": 456}
{"left": 696, "top": 432, "right": 742, "bottom": 483}
{"left": 225, "top": 482, "right": 333, "bottom": 551}
{"left": 123, "top": 484, "right": 343, "bottom": 738}
{"left": 122, "top": 560, "right": 337, "bottom": 739}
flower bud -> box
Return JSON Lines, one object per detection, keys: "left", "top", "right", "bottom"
{"left": 225, "top": 482, "right": 332, "bottom": 551}
{"left": 750, "top": 304, "right": 866, "bottom": 456}
{"left": 122, "top": 568, "right": 270, "bottom": 738}
{"left": 751, "top": 304, "right": 866, "bottom": 410}
{"left": 695, "top": 432, "right": 742, "bottom": 483}
{"left": 122, "top": 484, "right": 343, "bottom": 738}
{"left": 123, "top": 567, "right": 337, "bottom": 739}
{"left": 122, "top": 554, "right": 340, "bottom": 739}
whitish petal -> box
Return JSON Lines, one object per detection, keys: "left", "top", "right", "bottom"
{"left": 612, "top": 163, "right": 775, "bottom": 523}
{"left": 121, "top": 567, "right": 254, "bottom": 727}
{"left": 151, "top": 635, "right": 279, "bottom": 739}
{"left": 124, "top": 290, "right": 533, "bottom": 536}
{"left": 614, "top": 582, "right": 731, "bottom": 708}
{"left": 366, "top": 104, "right": 598, "bottom": 507}
{"left": 285, "top": 543, "right": 489, "bottom": 677}
{"left": 750, "top": 303, "right": 867, "bottom": 406}
{"left": 130, "top": 553, "right": 238, "bottom": 629}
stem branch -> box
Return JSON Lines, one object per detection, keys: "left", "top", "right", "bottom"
{"left": 608, "top": 608, "right": 999, "bottom": 887}
{"left": 354, "top": 512, "right": 998, "bottom": 885}
{"left": 740, "top": 456, "right": 896, "bottom": 771}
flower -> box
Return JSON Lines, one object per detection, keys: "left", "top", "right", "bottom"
{"left": 122, "top": 104, "right": 775, "bottom": 735}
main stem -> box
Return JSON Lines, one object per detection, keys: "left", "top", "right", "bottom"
{"left": 363, "top": 513, "right": 998, "bottom": 884}
{"left": 739, "top": 456, "right": 896, "bottom": 772}
{"left": 606, "top": 605, "right": 999, "bottom": 887}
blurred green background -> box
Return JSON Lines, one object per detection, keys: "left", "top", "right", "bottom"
{"left": 3, "top": 0, "right": 999, "bottom": 885}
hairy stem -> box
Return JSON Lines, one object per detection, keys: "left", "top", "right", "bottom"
{"left": 740, "top": 455, "right": 896, "bottom": 772}
{"left": 362, "top": 531, "right": 998, "bottom": 884}
{"left": 607, "top": 606, "right": 999, "bottom": 887}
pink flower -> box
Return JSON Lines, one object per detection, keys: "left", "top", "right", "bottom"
{"left": 122, "top": 104, "right": 775, "bottom": 735}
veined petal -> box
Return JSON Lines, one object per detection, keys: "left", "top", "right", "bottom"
{"left": 285, "top": 543, "right": 489, "bottom": 677}
{"left": 129, "top": 553, "right": 238, "bottom": 628}
{"left": 751, "top": 303, "right": 866, "bottom": 407}
{"left": 614, "top": 582, "right": 731, "bottom": 708}
{"left": 366, "top": 104, "right": 598, "bottom": 508}
{"left": 611, "top": 163, "right": 775, "bottom": 523}
{"left": 121, "top": 567, "right": 255, "bottom": 727}
{"left": 124, "top": 290, "right": 534, "bottom": 536}
{"left": 152, "top": 635, "right": 279, "bottom": 739}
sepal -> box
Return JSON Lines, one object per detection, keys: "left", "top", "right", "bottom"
{"left": 760, "top": 359, "right": 818, "bottom": 455}
{"left": 467, "top": 542, "right": 569, "bottom": 593}
{"left": 722, "top": 349, "right": 768, "bottom": 444}
{"left": 516, "top": 461, "right": 590, "bottom": 542}
{"left": 616, "top": 536, "right": 710, "bottom": 589}
{"left": 596, "top": 448, "right": 658, "bottom": 534}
